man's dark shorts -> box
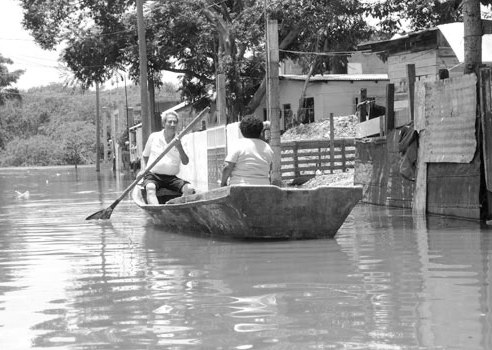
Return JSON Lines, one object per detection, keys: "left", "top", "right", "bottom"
{"left": 142, "top": 173, "right": 189, "bottom": 193}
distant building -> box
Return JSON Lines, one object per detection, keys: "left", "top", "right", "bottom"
{"left": 251, "top": 73, "right": 389, "bottom": 131}
{"left": 358, "top": 22, "right": 492, "bottom": 127}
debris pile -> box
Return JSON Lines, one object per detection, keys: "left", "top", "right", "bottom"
{"left": 281, "top": 115, "right": 358, "bottom": 141}
{"left": 280, "top": 115, "right": 358, "bottom": 188}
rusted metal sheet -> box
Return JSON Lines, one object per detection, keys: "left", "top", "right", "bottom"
{"left": 422, "top": 74, "right": 477, "bottom": 163}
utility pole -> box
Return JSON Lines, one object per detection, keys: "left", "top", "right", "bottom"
{"left": 95, "top": 83, "right": 101, "bottom": 172}
{"left": 266, "top": 17, "right": 282, "bottom": 186}
{"left": 124, "top": 75, "right": 129, "bottom": 139}
{"left": 137, "top": 0, "right": 151, "bottom": 146}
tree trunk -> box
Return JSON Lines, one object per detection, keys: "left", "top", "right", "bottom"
{"left": 246, "top": 28, "right": 302, "bottom": 114}
{"left": 463, "top": 0, "right": 482, "bottom": 74}
{"left": 296, "top": 60, "right": 317, "bottom": 124}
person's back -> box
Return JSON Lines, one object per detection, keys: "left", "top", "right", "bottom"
{"left": 227, "top": 138, "right": 273, "bottom": 185}
{"left": 221, "top": 116, "right": 274, "bottom": 187}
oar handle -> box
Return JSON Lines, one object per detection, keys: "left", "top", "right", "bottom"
{"left": 109, "top": 106, "right": 210, "bottom": 208}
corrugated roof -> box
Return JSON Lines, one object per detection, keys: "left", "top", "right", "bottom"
{"left": 280, "top": 74, "right": 389, "bottom": 82}
{"left": 437, "top": 22, "right": 492, "bottom": 63}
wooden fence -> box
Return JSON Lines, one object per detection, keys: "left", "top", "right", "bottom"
{"left": 281, "top": 138, "right": 356, "bottom": 181}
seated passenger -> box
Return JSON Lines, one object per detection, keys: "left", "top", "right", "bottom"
{"left": 221, "top": 116, "right": 274, "bottom": 186}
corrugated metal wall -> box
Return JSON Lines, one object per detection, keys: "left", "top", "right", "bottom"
{"left": 355, "top": 74, "right": 482, "bottom": 219}
{"left": 422, "top": 74, "right": 477, "bottom": 163}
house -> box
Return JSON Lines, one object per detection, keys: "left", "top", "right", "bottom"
{"left": 251, "top": 73, "right": 389, "bottom": 131}
{"left": 354, "top": 22, "right": 492, "bottom": 220}
{"left": 358, "top": 22, "right": 492, "bottom": 127}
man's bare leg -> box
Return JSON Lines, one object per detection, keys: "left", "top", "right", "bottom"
{"left": 145, "top": 183, "right": 159, "bottom": 205}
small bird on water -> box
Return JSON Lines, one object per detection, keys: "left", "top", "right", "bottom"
{"left": 15, "top": 190, "right": 30, "bottom": 200}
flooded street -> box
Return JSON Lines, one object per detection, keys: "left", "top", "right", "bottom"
{"left": 1, "top": 166, "right": 492, "bottom": 349}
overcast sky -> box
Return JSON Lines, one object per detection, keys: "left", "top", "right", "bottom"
{"left": 0, "top": 0, "right": 63, "bottom": 89}
{"left": 0, "top": 0, "right": 180, "bottom": 91}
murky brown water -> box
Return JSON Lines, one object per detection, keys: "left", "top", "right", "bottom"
{"left": 1, "top": 166, "right": 492, "bottom": 349}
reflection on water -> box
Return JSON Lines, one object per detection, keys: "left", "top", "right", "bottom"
{"left": 1, "top": 166, "right": 492, "bottom": 349}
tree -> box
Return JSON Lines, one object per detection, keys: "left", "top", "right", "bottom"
{"left": 0, "top": 135, "right": 61, "bottom": 166}
{"left": 0, "top": 54, "right": 24, "bottom": 105}
{"left": 369, "top": 0, "right": 492, "bottom": 34}
{"left": 54, "top": 121, "right": 97, "bottom": 168}
{"left": 19, "top": 0, "right": 373, "bottom": 122}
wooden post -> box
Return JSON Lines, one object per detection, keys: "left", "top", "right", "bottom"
{"left": 266, "top": 18, "right": 282, "bottom": 185}
{"left": 95, "top": 83, "right": 101, "bottom": 172}
{"left": 293, "top": 143, "right": 299, "bottom": 178}
{"left": 102, "top": 107, "right": 108, "bottom": 162}
{"left": 137, "top": 0, "right": 151, "bottom": 146}
{"left": 330, "top": 113, "right": 335, "bottom": 174}
{"left": 407, "top": 64, "right": 416, "bottom": 122}
{"left": 480, "top": 68, "right": 492, "bottom": 190}
{"left": 480, "top": 68, "right": 492, "bottom": 222}
{"left": 341, "top": 140, "right": 346, "bottom": 172}
{"left": 413, "top": 130, "right": 428, "bottom": 215}
{"left": 386, "top": 83, "right": 395, "bottom": 133}
{"left": 359, "top": 88, "right": 367, "bottom": 122}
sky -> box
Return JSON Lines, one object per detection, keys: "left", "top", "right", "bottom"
{"left": 0, "top": 0, "right": 63, "bottom": 89}
{"left": 0, "top": 0, "right": 180, "bottom": 90}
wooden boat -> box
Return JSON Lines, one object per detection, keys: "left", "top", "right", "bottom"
{"left": 132, "top": 184, "right": 362, "bottom": 240}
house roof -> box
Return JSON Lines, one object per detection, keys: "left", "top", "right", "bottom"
{"left": 280, "top": 74, "right": 389, "bottom": 82}
{"left": 358, "top": 22, "right": 492, "bottom": 62}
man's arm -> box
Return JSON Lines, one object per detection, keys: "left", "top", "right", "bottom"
{"left": 221, "top": 161, "right": 235, "bottom": 187}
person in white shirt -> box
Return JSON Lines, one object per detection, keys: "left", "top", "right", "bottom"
{"left": 140, "top": 111, "right": 195, "bottom": 204}
{"left": 221, "top": 116, "right": 274, "bottom": 186}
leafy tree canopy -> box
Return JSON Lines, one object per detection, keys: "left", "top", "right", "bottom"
{"left": 0, "top": 54, "right": 24, "bottom": 105}
{"left": 369, "top": 0, "right": 492, "bottom": 34}
{"left": 19, "top": 0, "right": 373, "bottom": 120}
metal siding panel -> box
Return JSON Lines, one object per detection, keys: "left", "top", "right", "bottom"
{"left": 422, "top": 74, "right": 477, "bottom": 163}
{"left": 426, "top": 159, "right": 481, "bottom": 219}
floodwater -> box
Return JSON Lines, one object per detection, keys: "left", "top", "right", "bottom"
{"left": 1, "top": 166, "right": 492, "bottom": 350}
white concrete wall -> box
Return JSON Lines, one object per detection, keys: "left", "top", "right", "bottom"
{"left": 177, "top": 122, "right": 242, "bottom": 193}
{"left": 177, "top": 131, "right": 208, "bottom": 192}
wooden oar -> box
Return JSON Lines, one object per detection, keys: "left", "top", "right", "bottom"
{"left": 86, "top": 106, "right": 210, "bottom": 220}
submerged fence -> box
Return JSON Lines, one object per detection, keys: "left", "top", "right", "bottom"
{"left": 281, "top": 138, "right": 356, "bottom": 181}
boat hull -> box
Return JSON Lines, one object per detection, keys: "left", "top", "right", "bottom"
{"left": 132, "top": 185, "right": 362, "bottom": 240}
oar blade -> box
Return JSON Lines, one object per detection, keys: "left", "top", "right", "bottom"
{"left": 85, "top": 207, "right": 113, "bottom": 220}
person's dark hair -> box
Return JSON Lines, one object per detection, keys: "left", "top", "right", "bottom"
{"left": 240, "top": 116, "right": 263, "bottom": 138}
